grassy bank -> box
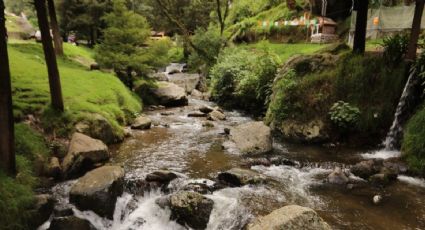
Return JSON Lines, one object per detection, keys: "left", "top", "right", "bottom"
{"left": 9, "top": 40, "right": 141, "bottom": 137}
{"left": 403, "top": 106, "right": 425, "bottom": 175}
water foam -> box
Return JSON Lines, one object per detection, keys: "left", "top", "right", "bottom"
{"left": 398, "top": 175, "right": 425, "bottom": 188}
{"left": 360, "top": 149, "right": 401, "bottom": 159}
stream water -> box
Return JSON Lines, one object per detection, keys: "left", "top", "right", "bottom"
{"left": 41, "top": 98, "right": 425, "bottom": 230}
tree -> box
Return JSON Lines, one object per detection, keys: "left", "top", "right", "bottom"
{"left": 215, "top": 0, "right": 230, "bottom": 35}
{"left": 353, "top": 0, "right": 369, "bottom": 54}
{"left": 406, "top": 0, "right": 424, "bottom": 61}
{"left": 0, "top": 0, "right": 16, "bottom": 175}
{"left": 47, "top": 0, "right": 63, "bottom": 56}
{"left": 34, "top": 0, "right": 64, "bottom": 111}
{"left": 94, "top": 0, "right": 150, "bottom": 89}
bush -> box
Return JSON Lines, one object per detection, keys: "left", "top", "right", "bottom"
{"left": 210, "top": 47, "right": 279, "bottom": 114}
{"left": 329, "top": 101, "right": 361, "bottom": 130}
{"left": 382, "top": 34, "right": 409, "bottom": 66}
{"left": 402, "top": 106, "right": 425, "bottom": 175}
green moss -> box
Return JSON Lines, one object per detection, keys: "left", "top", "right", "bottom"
{"left": 9, "top": 41, "right": 142, "bottom": 137}
{"left": 402, "top": 106, "right": 425, "bottom": 175}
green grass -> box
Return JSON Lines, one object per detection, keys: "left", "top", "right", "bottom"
{"left": 0, "top": 124, "right": 50, "bottom": 230}
{"left": 5, "top": 15, "right": 22, "bottom": 33}
{"left": 9, "top": 41, "right": 142, "bottom": 137}
{"left": 240, "top": 40, "right": 329, "bottom": 62}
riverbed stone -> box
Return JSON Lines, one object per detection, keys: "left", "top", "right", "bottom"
{"left": 131, "top": 116, "right": 152, "bottom": 130}
{"left": 207, "top": 110, "right": 226, "bottom": 121}
{"left": 69, "top": 166, "right": 125, "bottom": 219}
{"left": 48, "top": 216, "right": 95, "bottom": 230}
{"left": 279, "top": 119, "right": 329, "bottom": 143}
{"left": 218, "top": 168, "right": 267, "bottom": 187}
{"left": 157, "top": 191, "right": 214, "bottom": 229}
{"left": 167, "top": 73, "right": 200, "bottom": 93}
{"left": 46, "top": 157, "right": 62, "bottom": 179}
{"left": 247, "top": 205, "right": 332, "bottom": 230}
{"left": 199, "top": 105, "right": 214, "bottom": 114}
{"left": 230, "top": 121, "right": 273, "bottom": 155}
{"left": 62, "top": 133, "right": 109, "bottom": 179}
{"left": 327, "top": 167, "right": 349, "bottom": 185}
{"left": 29, "top": 194, "right": 56, "bottom": 227}
{"left": 145, "top": 170, "right": 178, "bottom": 183}
{"left": 152, "top": 82, "right": 188, "bottom": 106}
{"left": 188, "top": 111, "right": 208, "bottom": 117}
{"left": 350, "top": 160, "right": 381, "bottom": 180}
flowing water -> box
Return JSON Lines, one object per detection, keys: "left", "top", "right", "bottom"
{"left": 40, "top": 98, "right": 425, "bottom": 230}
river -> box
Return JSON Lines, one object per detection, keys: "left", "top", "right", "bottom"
{"left": 41, "top": 97, "right": 425, "bottom": 230}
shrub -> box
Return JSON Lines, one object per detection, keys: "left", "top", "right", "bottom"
{"left": 382, "top": 34, "right": 409, "bottom": 66}
{"left": 402, "top": 106, "right": 425, "bottom": 175}
{"left": 210, "top": 47, "right": 279, "bottom": 114}
{"left": 188, "top": 26, "right": 225, "bottom": 70}
{"left": 329, "top": 101, "right": 361, "bottom": 130}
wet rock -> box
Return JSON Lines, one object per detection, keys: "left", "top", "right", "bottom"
{"left": 202, "top": 121, "right": 214, "bottom": 128}
{"left": 182, "top": 182, "right": 212, "bottom": 194}
{"left": 69, "top": 166, "right": 125, "bottom": 219}
{"left": 124, "top": 179, "right": 162, "bottom": 195}
{"left": 131, "top": 116, "right": 152, "bottom": 130}
{"left": 157, "top": 191, "right": 214, "bottom": 229}
{"left": 62, "top": 133, "right": 109, "bottom": 179}
{"left": 199, "top": 105, "right": 214, "bottom": 114}
{"left": 279, "top": 119, "right": 329, "bottom": 143}
{"left": 269, "top": 156, "right": 298, "bottom": 167}
{"left": 230, "top": 122, "right": 273, "bottom": 155}
{"left": 188, "top": 111, "right": 208, "bottom": 117}
{"left": 146, "top": 170, "right": 178, "bottom": 184}
{"left": 75, "top": 114, "right": 120, "bottom": 144}
{"left": 218, "top": 168, "right": 267, "bottom": 187}
{"left": 241, "top": 158, "right": 271, "bottom": 167}
{"left": 46, "top": 157, "right": 61, "bottom": 179}
{"left": 207, "top": 110, "right": 226, "bottom": 121}
{"left": 247, "top": 205, "right": 332, "bottom": 230}
{"left": 327, "top": 167, "right": 349, "bottom": 185}
{"left": 123, "top": 127, "right": 133, "bottom": 138}
{"left": 53, "top": 205, "right": 74, "bottom": 217}
{"left": 28, "top": 194, "right": 56, "bottom": 227}
{"left": 369, "top": 173, "right": 396, "bottom": 187}
{"left": 152, "top": 82, "right": 188, "bottom": 106}
{"left": 161, "top": 111, "right": 175, "bottom": 116}
{"left": 383, "top": 158, "right": 408, "bottom": 174}
{"left": 167, "top": 73, "right": 200, "bottom": 93}
{"left": 373, "top": 195, "right": 383, "bottom": 205}
{"left": 350, "top": 160, "right": 382, "bottom": 180}
{"left": 190, "top": 89, "right": 203, "bottom": 100}
{"left": 224, "top": 127, "right": 231, "bottom": 135}
{"left": 48, "top": 216, "right": 96, "bottom": 230}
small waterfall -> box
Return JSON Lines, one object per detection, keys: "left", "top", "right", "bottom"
{"left": 383, "top": 70, "right": 419, "bottom": 150}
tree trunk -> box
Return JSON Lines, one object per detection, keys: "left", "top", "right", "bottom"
{"left": 406, "top": 0, "right": 424, "bottom": 61}
{"left": 47, "top": 0, "right": 63, "bottom": 56}
{"left": 0, "top": 0, "right": 16, "bottom": 176}
{"left": 353, "top": 0, "right": 369, "bottom": 54}
{"left": 34, "top": 0, "right": 64, "bottom": 111}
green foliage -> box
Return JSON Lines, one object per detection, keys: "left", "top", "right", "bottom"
{"left": 188, "top": 26, "right": 225, "bottom": 70}
{"left": 9, "top": 40, "right": 141, "bottom": 138}
{"left": 382, "top": 34, "right": 409, "bottom": 65}
{"left": 95, "top": 0, "right": 151, "bottom": 75}
{"left": 210, "top": 47, "right": 279, "bottom": 114}
{"left": 0, "top": 123, "right": 50, "bottom": 230}
{"left": 329, "top": 101, "right": 361, "bottom": 130}
{"left": 168, "top": 45, "right": 185, "bottom": 63}
{"left": 402, "top": 106, "right": 425, "bottom": 175}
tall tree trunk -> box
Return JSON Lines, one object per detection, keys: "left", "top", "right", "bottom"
{"left": 47, "top": 0, "right": 63, "bottom": 56}
{"left": 0, "top": 0, "right": 16, "bottom": 176}
{"left": 406, "top": 0, "right": 424, "bottom": 61}
{"left": 34, "top": 0, "right": 64, "bottom": 111}
{"left": 353, "top": 0, "right": 369, "bottom": 54}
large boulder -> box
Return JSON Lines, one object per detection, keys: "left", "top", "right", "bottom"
{"left": 157, "top": 191, "right": 214, "bottom": 229}
{"left": 69, "top": 166, "right": 125, "bottom": 219}
{"left": 248, "top": 205, "right": 332, "bottom": 230}
{"left": 230, "top": 122, "right": 273, "bottom": 155}
{"left": 48, "top": 216, "right": 95, "bottom": 230}
{"left": 167, "top": 73, "right": 200, "bottom": 93}
{"left": 152, "top": 82, "right": 188, "bottom": 106}
{"left": 131, "top": 116, "right": 152, "bottom": 130}
{"left": 279, "top": 119, "right": 329, "bottom": 143}
{"left": 218, "top": 168, "right": 267, "bottom": 187}
{"left": 75, "top": 114, "right": 121, "bottom": 144}
{"left": 350, "top": 160, "right": 382, "bottom": 180}
{"left": 62, "top": 133, "right": 109, "bottom": 179}
{"left": 29, "top": 194, "right": 56, "bottom": 227}
{"left": 327, "top": 167, "right": 349, "bottom": 185}
{"left": 207, "top": 110, "right": 226, "bottom": 121}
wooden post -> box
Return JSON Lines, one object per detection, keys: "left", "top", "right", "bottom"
{"left": 47, "top": 0, "right": 64, "bottom": 56}
{"left": 353, "top": 0, "right": 369, "bottom": 54}
{"left": 406, "top": 0, "right": 425, "bottom": 61}
{"left": 0, "top": 0, "right": 16, "bottom": 175}
{"left": 34, "top": 0, "right": 64, "bottom": 111}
